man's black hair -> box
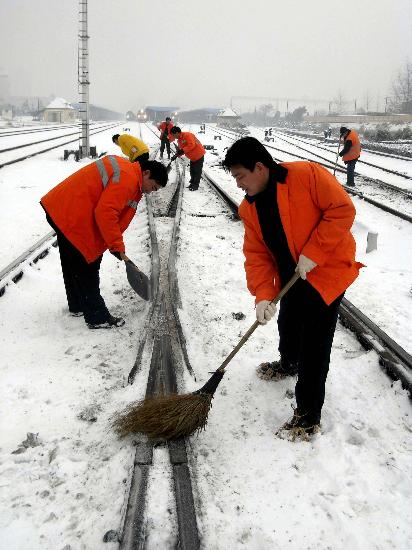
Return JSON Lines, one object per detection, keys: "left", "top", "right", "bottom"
{"left": 112, "top": 134, "right": 120, "bottom": 143}
{"left": 170, "top": 126, "right": 181, "bottom": 134}
{"left": 222, "top": 136, "right": 275, "bottom": 172}
{"left": 141, "top": 160, "right": 168, "bottom": 187}
{"left": 340, "top": 127, "right": 349, "bottom": 136}
{"left": 166, "top": 116, "right": 171, "bottom": 121}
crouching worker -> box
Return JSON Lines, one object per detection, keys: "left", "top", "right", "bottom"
{"left": 223, "top": 137, "right": 362, "bottom": 439}
{"left": 112, "top": 133, "right": 150, "bottom": 165}
{"left": 169, "top": 126, "right": 205, "bottom": 191}
{"left": 41, "top": 156, "right": 167, "bottom": 329}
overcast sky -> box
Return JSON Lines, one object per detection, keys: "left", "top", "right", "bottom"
{"left": 1, "top": 0, "right": 411, "bottom": 114}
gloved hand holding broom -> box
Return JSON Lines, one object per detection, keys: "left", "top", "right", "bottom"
{"left": 256, "top": 300, "right": 277, "bottom": 325}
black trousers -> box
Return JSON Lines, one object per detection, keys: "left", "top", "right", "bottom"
{"left": 160, "top": 137, "right": 170, "bottom": 158}
{"left": 277, "top": 279, "right": 343, "bottom": 423}
{"left": 46, "top": 215, "right": 111, "bottom": 324}
{"left": 189, "top": 156, "right": 204, "bottom": 189}
{"left": 346, "top": 159, "right": 357, "bottom": 187}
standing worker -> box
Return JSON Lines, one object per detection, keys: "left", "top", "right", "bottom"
{"left": 170, "top": 126, "right": 205, "bottom": 191}
{"left": 339, "top": 127, "right": 361, "bottom": 187}
{"left": 223, "top": 137, "right": 362, "bottom": 439}
{"left": 40, "top": 156, "right": 167, "bottom": 329}
{"left": 157, "top": 117, "right": 174, "bottom": 160}
{"left": 112, "top": 134, "right": 150, "bottom": 164}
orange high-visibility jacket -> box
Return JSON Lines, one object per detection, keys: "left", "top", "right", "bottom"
{"left": 238, "top": 161, "right": 363, "bottom": 305}
{"left": 157, "top": 121, "right": 174, "bottom": 140}
{"left": 41, "top": 155, "right": 143, "bottom": 263}
{"left": 174, "top": 132, "right": 205, "bottom": 161}
{"left": 342, "top": 130, "right": 361, "bottom": 162}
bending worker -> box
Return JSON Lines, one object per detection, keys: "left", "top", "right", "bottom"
{"left": 41, "top": 156, "right": 167, "bottom": 329}
{"left": 170, "top": 126, "right": 205, "bottom": 191}
{"left": 112, "top": 133, "right": 150, "bottom": 164}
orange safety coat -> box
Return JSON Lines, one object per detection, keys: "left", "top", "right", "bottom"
{"left": 174, "top": 131, "right": 205, "bottom": 162}
{"left": 41, "top": 155, "right": 143, "bottom": 263}
{"left": 238, "top": 161, "right": 363, "bottom": 305}
{"left": 157, "top": 121, "right": 174, "bottom": 140}
{"left": 342, "top": 130, "right": 361, "bottom": 162}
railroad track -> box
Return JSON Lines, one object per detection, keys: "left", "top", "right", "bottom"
{"left": 0, "top": 122, "right": 122, "bottom": 169}
{"left": 277, "top": 128, "right": 412, "bottom": 161}
{"left": 271, "top": 130, "right": 412, "bottom": 183}
{"left": 204, "top": 124, "right": 412, "bottom": 223}
{"left": 2, "top": 127, "right": 410, "bottom": 545}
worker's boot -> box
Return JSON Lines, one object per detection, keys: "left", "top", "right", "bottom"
{"left": 256, "top": 359, "right": 298, "bottom": 380}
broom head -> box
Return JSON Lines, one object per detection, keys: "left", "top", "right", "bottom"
{"left": 113, "top": 370, "right": 224, "bottom": 440}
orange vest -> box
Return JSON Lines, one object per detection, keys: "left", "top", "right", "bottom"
{"left": 41, "top": 156, "right": 142, "bottom": 263}
{"left": 158, "top": 121, "right": 173, "bottom": 139}
{"left": 342, "top": 130, "right": 361, "bottom": 161}
{"left": 176, "top": 131, "right": 205, "bottom": 161}
{"left": 238, "top": 162, "right": 363, "bottom": 305}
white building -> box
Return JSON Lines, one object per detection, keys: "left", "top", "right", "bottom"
{"left": 43, "top": 97, "right": 76, "bottom": 123}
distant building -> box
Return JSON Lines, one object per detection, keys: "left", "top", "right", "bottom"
{"left": 177, "top": 108, "right": 220, "bottom": 124}
{"left": 145, "top": 106, "right": 179, "bottom": 123}
{"left": 217, "top": 108, "right": 241, "bottom": 127}
{"left": 43, "top": 97, "right": 75, "bottom": 123}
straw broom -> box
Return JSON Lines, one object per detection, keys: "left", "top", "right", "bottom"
{"left": 113, "top": 273, "right": 300, "bottom": 440}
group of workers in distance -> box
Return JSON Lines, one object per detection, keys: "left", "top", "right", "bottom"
{"left": 40, "top": 120, "right": 362, "bottom": 439}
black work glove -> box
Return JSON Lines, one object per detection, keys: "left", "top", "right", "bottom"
{"left": 110, "top": 250, "right": 122, "bottom": 261}
{"left": 338, "top": 151, "right": 344, "bottom": 157}
{"left": 176, "top": 148, "right": 184, "bottom": 156}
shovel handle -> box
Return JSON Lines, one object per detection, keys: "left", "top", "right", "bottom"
{"left": 217, "top": 272, "right": 300, "bottom": 372}
{"left": 333, "top": 137, "right": 342, "bottom": 176}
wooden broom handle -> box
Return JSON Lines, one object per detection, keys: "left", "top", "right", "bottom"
{"left": 218, "top": 272, "right": 300, "bottom": 372}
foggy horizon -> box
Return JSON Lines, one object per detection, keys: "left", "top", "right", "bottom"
{"left": 1, "top": 0, "right": 411, "bottom": 114}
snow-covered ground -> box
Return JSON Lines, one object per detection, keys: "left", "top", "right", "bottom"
{"left": 1, "top": 121, "right": 411, "bottom": 549}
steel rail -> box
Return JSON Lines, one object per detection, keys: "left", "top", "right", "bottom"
{"left": 0, "top": 122, "right": 121, "bottom": 169}
{"left": 206, "top": 125, "right": 412, "bottom": 221}
{"left": 120, "top": 154, "right": 200, "bottom": 549}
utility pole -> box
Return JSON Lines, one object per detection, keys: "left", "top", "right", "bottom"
{"left": 78, "top": 0, "right": 90, "bottom": 158}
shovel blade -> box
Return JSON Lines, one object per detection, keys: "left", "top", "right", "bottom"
{"left": 125, "top": 261, "right": 151, "bottom": 301}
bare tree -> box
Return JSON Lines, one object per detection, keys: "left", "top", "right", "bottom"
{"left": 259, "top": 103, "right": 274, "bottom": 117}
{"left": 391, "top": 60, "right": 412, "bottom": 113}
{"left": 333, "top": 90, "right": 346, "bottom": 114}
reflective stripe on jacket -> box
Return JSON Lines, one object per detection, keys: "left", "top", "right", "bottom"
{"left": 342, "top": 130, "right": 361, "bottom": 162}
{"left": 238, "top": 161, "right": 363, "bottom": 305}
{"left": 175, "top": 132, "right": 205, "bottom": 161}
{"left": 117, "top": 134, "right": 149, "bottom": 162}
{"left": 41, "top": 155, "right": 143, "bottom": 263}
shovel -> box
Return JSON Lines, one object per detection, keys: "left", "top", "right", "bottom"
{"left": 123, "top": 256, "right": 151, "bottom": 301}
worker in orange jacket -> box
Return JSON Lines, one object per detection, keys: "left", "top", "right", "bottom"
{"left": 157, "top": 117, "right": 174, "bottom": 159}
{"left": 223, "top": 137, "right": 362, "bottom": 439}
{"left": 339, "top": 127, "right": 361, "bottom": 187}
{"left": 41, "top": 156, "right": 168, "bottom": 329}
{"left": 170, "top": 126, "right": 205, "bottom": 191}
